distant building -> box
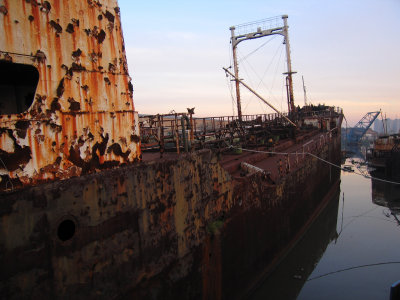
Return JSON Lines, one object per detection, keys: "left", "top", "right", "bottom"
{"left": 364, "top": 128, "right": 379, "bottom": 141}
{"left": 374, "top": 119, "right": 400, "bottom": 135}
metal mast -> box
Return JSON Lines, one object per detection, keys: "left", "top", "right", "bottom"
{"left": 230, "top": 26, "right": 242, "bottom": 122}
{"left": 229, "top": 15, "right": 296, "bottom": 122}
{"left": 282, "top": 15, "right": 296, "bottom": 115}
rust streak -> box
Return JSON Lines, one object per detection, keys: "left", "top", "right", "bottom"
{"left": 0, "top": 0, "right": 141, "bottom": 192}
{"left": 2, "top": 0, "right": 13, "bottom": 46}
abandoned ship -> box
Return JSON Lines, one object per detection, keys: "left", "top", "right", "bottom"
{"left": 368, "top": 134, "right": 400, "bottom": 179}
{"left": 0, "top": 1, "right": 343, "bottom": 299}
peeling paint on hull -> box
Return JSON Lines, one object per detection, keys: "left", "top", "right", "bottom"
{"left": 0, "top": 0, "right": 140, "bottom": 191}
{"left": 0, "top": 130, "right": 341, "bottom": 299}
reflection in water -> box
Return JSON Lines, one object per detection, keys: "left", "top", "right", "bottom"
{"left": 249, "top": 186, "right": 341, "bottom": 300}
{"left": 251, "top": 158, "right": 400, "bottom": 300}
{"left": 371, "top": 170, "right": 400, "bottom": 226}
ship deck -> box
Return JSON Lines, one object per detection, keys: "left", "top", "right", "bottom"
{"left": 142, "top": 128, "right": 328, "bottom": 183}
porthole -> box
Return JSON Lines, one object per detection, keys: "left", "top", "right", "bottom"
{"left": 57, "top": 219, "right": 76, "bottom": 241}
{"left": 0, "top": 61, "right": 39, "bottom": 115}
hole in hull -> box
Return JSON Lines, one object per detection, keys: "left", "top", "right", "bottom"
{"left": 57, "top": 219, "right": 76, "bottom": 241}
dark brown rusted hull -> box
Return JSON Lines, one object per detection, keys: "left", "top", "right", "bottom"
{"left": 249, "top": 184, "right": 340, "bottom": 299}
{"left": 0, "top": 128, "right": 341, "bottom": 299}
{"left": 369, "top": 153, "right": 400, "bottom": 179}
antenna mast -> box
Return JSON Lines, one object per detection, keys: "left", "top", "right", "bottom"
{"left": 229, "top": 15, "right": 296, "bottom": 122}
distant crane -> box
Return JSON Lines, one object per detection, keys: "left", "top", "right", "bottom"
{"left": 345, "top": 111, "right": 380, "bottom": 148}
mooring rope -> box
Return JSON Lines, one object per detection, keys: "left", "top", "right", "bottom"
{"left": 306, "top": 261, "right": 400, "bottom": 281}
{"left": 230, "top": 146, "right": 400, "bottom": 185}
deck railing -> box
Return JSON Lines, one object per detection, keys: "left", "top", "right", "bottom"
{"left": 139, "top": 108, "right": 342, "bottom": 155}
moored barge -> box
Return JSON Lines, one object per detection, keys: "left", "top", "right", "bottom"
{"left": 368, "top": 134, "right": 400, "bottom": 179}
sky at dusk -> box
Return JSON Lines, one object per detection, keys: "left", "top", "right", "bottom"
{"left": 118, "top": 0, "right": 400, "bottom": 126}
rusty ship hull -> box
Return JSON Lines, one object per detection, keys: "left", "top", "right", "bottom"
{"left": 0, "top": 1, "right": 343, "bottom": 299}
{"left": 0, "top": 127, "right": 342, "bottom": 299}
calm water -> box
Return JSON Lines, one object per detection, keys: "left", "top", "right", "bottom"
{"left": 251, "top": 158, "right": 400, "bottom": 300}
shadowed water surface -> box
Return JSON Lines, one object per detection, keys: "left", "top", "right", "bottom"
{"left": 251, "top": 158, "right": 400, "bottom": 300}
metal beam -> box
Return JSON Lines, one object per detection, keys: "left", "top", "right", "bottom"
{"left": 223, "top": 67, "right": 297, "bottom": 127}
